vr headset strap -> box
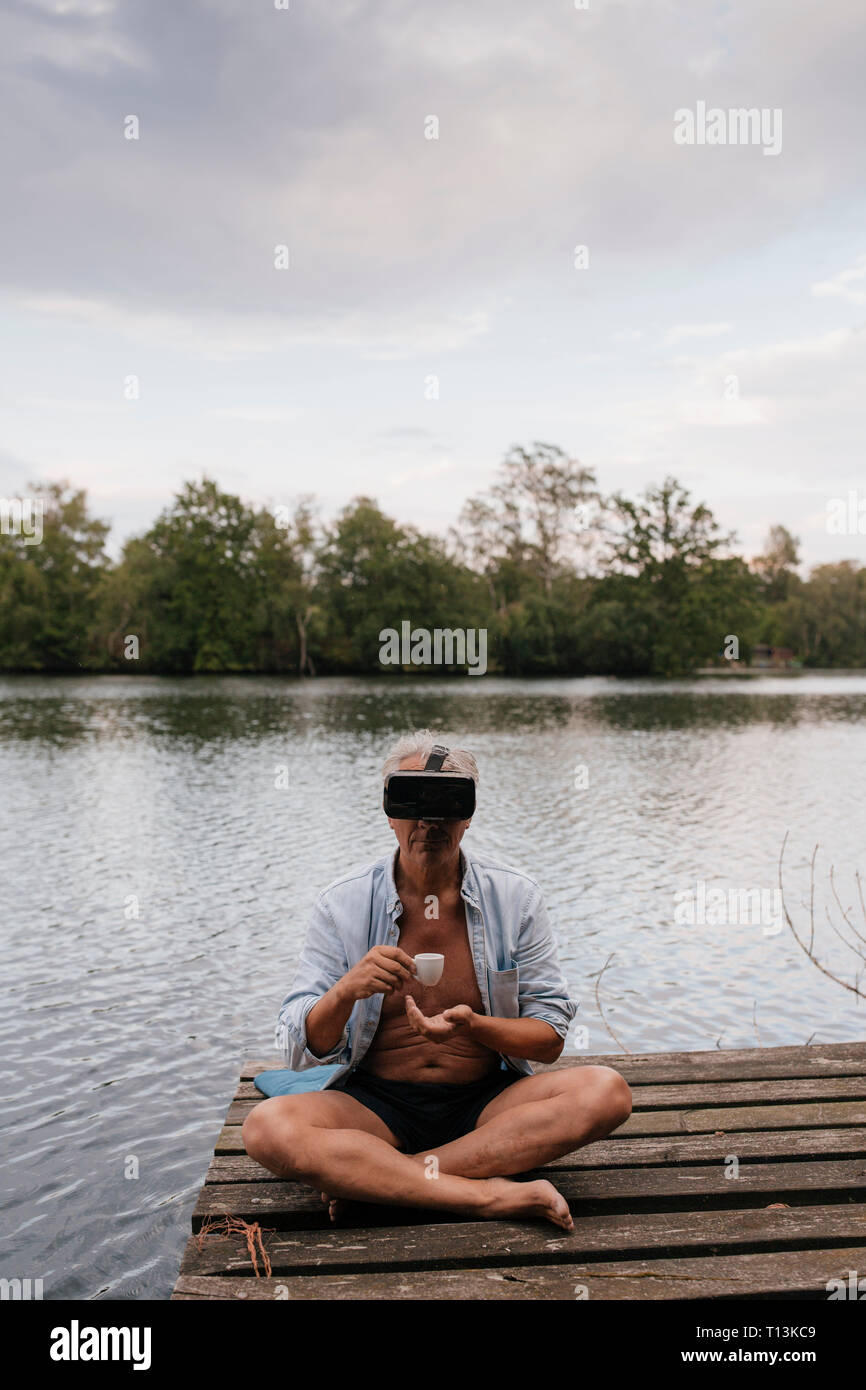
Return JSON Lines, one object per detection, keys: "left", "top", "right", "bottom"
{"left": 423, "top": 743, "right": 450, "bottom": 771}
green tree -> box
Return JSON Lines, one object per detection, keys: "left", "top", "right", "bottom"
{"left": 779, "top": 562, "right": 866, "bottom": 667}
{"left": 454, "top": 442, "right": 598, "bottom": 671}
{"left": 317, "top": 497, "right": 484, "bottom": 673}
{"left": 100, "top": 477, "right": 264, "bottom": 672}
{"left": 752, "top": 524, "right": 801, "bottom": 604}
{"left": 254, "top": 498, "right": 321, "bottom": 674}
{"left": 592, "top": 476, "right": 757, "bottom": 675}
{"left": 456, "top": 442, "right": 598, "bottom": 605}
{"left": 0, "top": 482, "right": 109, "bottom": 670}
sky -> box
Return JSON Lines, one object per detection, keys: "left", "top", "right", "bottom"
{"left": 2, "top": 0, "right": 865, "bottom": 567}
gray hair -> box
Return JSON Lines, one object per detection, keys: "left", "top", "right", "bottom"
{"left": 382, "top": 729, "right": 479, "bottom": 784}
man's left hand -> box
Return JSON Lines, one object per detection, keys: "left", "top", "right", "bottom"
{"left": 404, "top": 995, "right": 474, "bottom": 1042}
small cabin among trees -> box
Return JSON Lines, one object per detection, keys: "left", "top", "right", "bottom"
{"left": 750, "top": 643, "right": 796, "bottom": 668}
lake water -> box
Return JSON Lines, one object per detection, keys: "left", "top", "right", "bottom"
{"left": 2, "top": 672, "right": 865, "bottom": 1299}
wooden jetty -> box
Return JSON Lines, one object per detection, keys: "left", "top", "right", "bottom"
{"left": 172, "top": 1041, "right": 866, "bottom": 1300}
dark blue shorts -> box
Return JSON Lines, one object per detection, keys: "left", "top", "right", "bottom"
{"left": 331, "top": 1065, "right": 521, "bottom": 1153}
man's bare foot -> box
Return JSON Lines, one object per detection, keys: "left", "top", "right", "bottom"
{"left": 480, "top": 1177, "right": 573, "bottom": 1231}
{"left": 319, "top": 1191, "right": 347, "bottom": 1224}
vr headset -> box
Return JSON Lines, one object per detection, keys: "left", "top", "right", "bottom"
{"left": 383, "top": 743, "right": 476, "bottom": 821}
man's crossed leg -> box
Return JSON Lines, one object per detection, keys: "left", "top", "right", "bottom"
{"left": 242, "top": 1065, "right": 632, "bottom": 1232}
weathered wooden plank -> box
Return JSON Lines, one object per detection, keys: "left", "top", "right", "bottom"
{"left": 229, "top": 1074, "right": 866, "bottom": 1114}
{"left": 624, "top": 1077, "right": 866, "bottom": 1106}
{"left": 179, "top": 1202, "right": 866, "bottom": 1277}
{"left": 171, "top": 1245, "right": 866, "bottom": 1300}
{"left": 191, "top": 1159, "right": 866, "bottom": 1232}
{"left": 214, "top": 1099, "right": 866, "bottom": 1152}
{"left": 241, "top": 1041, "right": 866, "bottom": 1085}
{"left": 207, "top": 1155, "right": 277, "bottom": 1183}
{"left": 204, "top": 1127, "right": 866, "bottom": 1184}
{"left": 620, "top": 1100, "right": 866, "bottom": 1137}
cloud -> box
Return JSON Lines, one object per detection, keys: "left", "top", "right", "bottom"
{"left": 811, "top": 256, "right": 866, "bottom": 308}
{"left": 3, "top": 0, "right": 865, "bottom": 344}
{"left": 686, "top": 48, "right": 728, "bottom": 77}
{"left": 385, "top": 458, "right": 458, "bottom": 489}
{"left": 207, "top": 406, "right": 301, "bottom": 424}
{"left": 665, "top": 322, "right": 733, "bottom": 345}
{"left": 674, "top": 397, "right": 768, "bottom": 428}
{"left": 18, "top": 293, "right": 492, "bottom": 361}
{"left": 4, "top": 0, "right": 145, "bottom": 73}
{"left": 717, "top": 325, "right": 864, "bottom": 390}
{"left": 375, "top": 427, "right": 438, "bottom": 441}
{"left": 29, "top": 1, "right": 117, "bottom": 14}
{"left": 651, "top": 324, "right": 866, "bottom": 441}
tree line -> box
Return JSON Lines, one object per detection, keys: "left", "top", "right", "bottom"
{"left": 1, "top": 443, "right": 863, "bottom": 676}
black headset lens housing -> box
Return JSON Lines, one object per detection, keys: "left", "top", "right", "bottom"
{"left": 383, "top": 743, "right": 476, "bottom": 821}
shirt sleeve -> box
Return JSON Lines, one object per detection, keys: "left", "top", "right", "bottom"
{"left": 275, "top": 894, "right": 354, "bottom": 1069}
{"left": 515, "top": 883, "right": 579, "bottom": 1040}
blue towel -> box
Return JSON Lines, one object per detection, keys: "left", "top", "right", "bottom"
{"left": 253, "top": 1065, "right": 341, "bottom": 1097}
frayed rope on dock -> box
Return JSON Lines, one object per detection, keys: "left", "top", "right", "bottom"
{"left": 194, "top": 1215, "right": 273, "bottom": 1277}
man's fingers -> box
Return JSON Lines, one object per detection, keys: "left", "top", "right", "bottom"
{"left": 378, "top": 947, "right": 417, "bottom": 973}
{"left": 371, "top": 953, "right": 413, "bottom": 982}
{"left": 380, "top": 966, "right": 410, "bottom": 988}
{"left": 369, "top": 972, "right": 399, "bottom": 993}
{"left": 369, "top": 960, "right": 408, "bottom": 984}
{"left": 404, "top": 996, "right": 428, "bottom": 1027}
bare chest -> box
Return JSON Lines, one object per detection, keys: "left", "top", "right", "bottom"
{"left": 380, "top": 899, "right": 483, "bottom": 1018}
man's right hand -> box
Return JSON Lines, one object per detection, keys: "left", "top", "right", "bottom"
{"left": 339, "top": 946, "right": 417, "bottom": 1002}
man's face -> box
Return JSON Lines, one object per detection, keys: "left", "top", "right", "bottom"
{"left": 386, "top": 754, "right": 472, "bottom": 867}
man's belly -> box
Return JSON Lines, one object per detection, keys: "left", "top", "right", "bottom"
{"left": 360, "top": 1013, "right": 500, "bottom": 1083}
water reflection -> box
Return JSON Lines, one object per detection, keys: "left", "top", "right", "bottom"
{"left": 4, "top": 674, "right": 866, "bottom": 750}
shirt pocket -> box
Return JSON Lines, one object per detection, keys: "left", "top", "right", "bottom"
{"left": 486, "top": 962, "right": 520, "bottom": 1018}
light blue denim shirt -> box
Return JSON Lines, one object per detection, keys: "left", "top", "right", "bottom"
{"left": 275, "top": 843, "right": 578, "bottom": 1085}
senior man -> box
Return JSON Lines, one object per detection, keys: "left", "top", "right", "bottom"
{"left": 243, "top": 731, "right": 631, "bottom": 1230}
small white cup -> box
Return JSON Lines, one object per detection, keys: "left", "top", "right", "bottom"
{"left": 413, "top": 953, "right": 445, "bottom": 986}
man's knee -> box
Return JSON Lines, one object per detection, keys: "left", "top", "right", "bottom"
{"left": 241, "top": 1100, "right": 279, "bottom": 1162}
{"left": 242, "top": 1099, "right": 311, "bottom": 1176}
{"left": 587, "top": 1065, "right": 632, "bottom": 1128}
{"left": 561, "top": 1065, "right": 631, "bottom": 1130}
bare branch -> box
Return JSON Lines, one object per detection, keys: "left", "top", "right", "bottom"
{"left": 593, "top": 952, "right": 630, "bottom": 1054}
{"left": 778, "top": 832, "right": 866, "bottom": 1002}
{"left": 824, "top": 905, "right": 866, "bottom": 962}
{"left": 831, "top": 864, "right": 866, "bottom": 949}
{"left": 809, "top": 842, "right": 818, "bottom": 955}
